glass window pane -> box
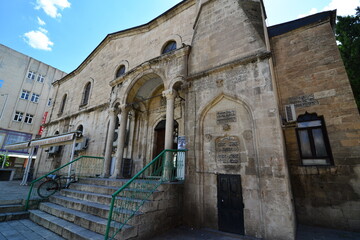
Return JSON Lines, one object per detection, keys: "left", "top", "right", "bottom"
{"left": 312, "top": 128, "right": 328, "bottom": 157}
{"left": 299, "top": 130, "right": 312, "bottom": 157}
{"left": 298, "top": 120, "right": 322, "bottom": 128}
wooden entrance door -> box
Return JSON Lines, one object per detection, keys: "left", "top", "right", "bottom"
{"left": 217, "top": 174, "right": 245, "bottom": 235}
{"left": 153, "top": 127, "right": 166, "bottom": 159}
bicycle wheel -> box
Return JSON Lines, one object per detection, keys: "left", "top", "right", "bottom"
{"left": 37, "top": 180, "right": 59, "bottom": 198}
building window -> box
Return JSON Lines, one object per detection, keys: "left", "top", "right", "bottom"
{"left": 20, "top": 90, "right": 30, "bottom": 100}
{"left": 47, "top": 98, "right": 52, "bottom": 106}
{"left": 80, "top": 82, "right": 91, "bottom": 106}
{"left": 162, "top": 40, "right": 177, "bottom": 54}
{"left": 24, "top": 114, "right": 34, "bottom": 124}
{"left": 37, "top": 74, "right": 45, "bottom": 83}
{"left": 13, "top": 111, "right": 23, "bottom": 122}
{"left": 116, "top": 65, "right": 126, "bottom": 78}
{"left": 59, "top": 94, "right": 67, "bottom": 114}
{"left": 31, "top": 93, "right": 40, "bottom": 103}
{"left": 295, "top": 112, "right": 333, "bottom": 166}
{"left": 27, "top": 71, "right": 36, "bottom": 80}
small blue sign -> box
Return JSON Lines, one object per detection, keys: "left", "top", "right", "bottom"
{"left": 0, "top": 80, "right": 3, "bottom": 88}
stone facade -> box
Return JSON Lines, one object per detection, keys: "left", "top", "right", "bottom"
{"left": 270, "top": 12, "right": 360, "bottom": 231}
{"left": 34, "top": 0, "right": 359, "bottom": 239}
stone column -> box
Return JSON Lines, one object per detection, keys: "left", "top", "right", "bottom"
{"left": 162, "top": 89, "right": 176, "bottom": 181}
{"left": 163, "top": 89, "right": 176, "bottom": 150}
{"left": 102, "top": 108, "right": 118, "bottom": 177}
{"left": 111, "top": 105, "right": 129, "bottom": 178}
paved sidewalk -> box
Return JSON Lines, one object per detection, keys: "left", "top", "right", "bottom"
{"left": 150, "top": 225, "right": 360, "bottom": 240}
{"left": 0, "top": 219, "right": 63, "bottom": 240}
{"left": 0, "top": 181, "right": 31, "bottom": 204}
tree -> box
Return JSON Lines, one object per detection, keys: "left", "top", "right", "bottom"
{"left": 336, "top": 7, "right": 360, "bottom": 110}
{"left": 0, "top": 154, "right": 10, "bottom": 167}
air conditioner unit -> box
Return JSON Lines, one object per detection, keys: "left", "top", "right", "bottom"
{"left": 75, "top": 138, "right": 89, "bottom": 151}
{"left": 285, "top": 104, "right": 296, "bottom": 122}
{"left": 48, "top": 146, "right": 60, "bottom": 154}
{"left": 113, "top": 129, "right": 119, "bottom": 147}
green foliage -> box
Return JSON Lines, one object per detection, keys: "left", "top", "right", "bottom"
{"left": 336, "top": 7, "right": 360, "bottom": 110}
{"left": 0, "top": 154, "right": 10, "bottom": 167}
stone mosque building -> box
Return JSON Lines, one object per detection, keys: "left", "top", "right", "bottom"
{"left": 31, "top": 0, "right": 359, "bottom": 239}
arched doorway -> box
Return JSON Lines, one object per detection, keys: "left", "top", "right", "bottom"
{"left": 152, "top": 120, "right": 179, "bottom": 159}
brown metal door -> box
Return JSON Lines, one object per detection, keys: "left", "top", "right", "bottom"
{"left": 217, "top": 174, "right": 245, "bottom": 235}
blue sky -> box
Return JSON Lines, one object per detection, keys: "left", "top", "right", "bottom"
{"left": 0, "top": 0, "right": 359, "bottom": 73}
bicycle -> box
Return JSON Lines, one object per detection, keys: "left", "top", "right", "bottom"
{"left": 37, "top": 174, "right": 78, "bottom": 198}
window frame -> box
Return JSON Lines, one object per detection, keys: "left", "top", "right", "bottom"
{"left": 30, "top": 93, "right": 40, "bottom": 103}
{"left": 59, "top": 94, "right": 67, "bottom": 115}
{"left": 13, "top": 111, "right": 24, "bottom": 122}
{"left": 27, "top": 71, "right": 36, "bottom": 80}
{"left": 295, "top": 112, "right": 334, "bottom": 166}
{"left": 24, "top": 113, "right": 34, "bottom": 124}
{"left": 116, "top": 65, "right": 126, "bottom": 78}
{"left": 20, "top": 90, "right": 30, "bottom": 100}
{"left": 162, "top": 40, "right": 177, "bottom": 54}
{"left": 37, "top": 74, "right": 45, "bottom": 83}
{"left": 80, "top": 82, "right": 91, "bottom": 106}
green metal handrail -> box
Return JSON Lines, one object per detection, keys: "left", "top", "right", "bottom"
{"left": 24, "top": 155, "right": 104, "bottom": 210}
{"left": 104, "top": 149, "right": 186, "bottom": 240}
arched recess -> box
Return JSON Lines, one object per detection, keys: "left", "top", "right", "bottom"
{"left": 159, "top": 34, "right": 182, "bottom": 54}
{"left": 114, "top": 60, "right": 129, "bottom": 79}
{"left": 197, "top": 94, "right": 262, "bottom": 234}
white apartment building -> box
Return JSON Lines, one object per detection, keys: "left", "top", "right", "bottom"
{"left": 0, "top": 44, "right": 66, "bottom": 178}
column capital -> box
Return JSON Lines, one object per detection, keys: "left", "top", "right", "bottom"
{"left": 108, "top": 108, "right": 119, "bottom": 116}
{"left": 162, "top": 89, "right": 176, "bottom": 99}
{"left": 119, "top": 104, "right": 132, "bottom": 113}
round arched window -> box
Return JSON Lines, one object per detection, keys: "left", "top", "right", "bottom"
{"left": 162, "top": 41, "right": 177, "bottom": 54}
{"left": 116, "top": 65, "right": 126, "bottom": 78}
{"left": 77, "top": 125, "right": 84, "bottom": 134}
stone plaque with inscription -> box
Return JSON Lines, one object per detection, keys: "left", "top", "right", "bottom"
{"left": 215, "top": 136, "right": 241, "bottom": 164}
{"left": 216, "top": 110, "right": 237, "bottom": 125}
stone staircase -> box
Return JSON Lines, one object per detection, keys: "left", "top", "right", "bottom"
{"left": 29, "top": 178, "right": 183, "bottom": 240}
{"left": 0, "top": 199, "right": 29, "bottom": 222}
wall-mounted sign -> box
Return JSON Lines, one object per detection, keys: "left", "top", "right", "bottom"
{"left": 216, "top": 110, "right": 237, "bottom": 125}
{"left": 288, "top": 94, "right": 319, "bottom": 108}
{"left": 215, "top": 136, "right": 240, "bottom": 164}
{"left": 178, "top": 136, "right": 186, "bottom": 150}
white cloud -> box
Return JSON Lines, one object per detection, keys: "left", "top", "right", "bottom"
{"left": 37, "top": 16, "right": 46, "bottom": 26}
{"left": 298, "top": 8, "right": 319, "bottom": 18}
{"left": 38, "top": 27, "right": 48, "bottom": 33}
{"left": 35, "top": 0, "right": 71, "bottom": 18}
{"left": 323, "top": 0, "right": 360, "bottom": 16}
{"left": 298, "top": 0, "right": 360, "bottom": 19}
{"left": 24, "top": 29, "right": 54, "bottom": 51}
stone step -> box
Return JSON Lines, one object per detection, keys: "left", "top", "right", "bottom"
{"left": 0, "top": 203, "right": 24, "bottom": 213}
{"left": 39, "top": 202, "right": 136, "bottom": 237}
{"left": 49, "top": 194, "right": 147, "bottom": 225}
{"left": 50, "top": 195, "right": 110, "bottom": 219}
{"left": 0, "top": 211, "right": 29, "bottom": 222}
{"left": 29, "top": 209, "right": 104, "bottom": 240}
{"left": 60, "top": 188, "right": 162, "bottom": 205}
{"left": 70, "top": 183, "right": 118, "bottom": 195}
{"left": 79, "top": 178, "right": 162, "bottom": 190}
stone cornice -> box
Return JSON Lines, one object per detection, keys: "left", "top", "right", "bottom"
{"left": 52, "top": 0, "right": 195, "bottom": 87}
{"left": 44, "top": 103, "right": 109, "bottom": 127}
{"left": 187, "top": 50, "right": 271, "bottom": 81}
{"left": 109, "top": 45, "right": 191, "bottom": 87}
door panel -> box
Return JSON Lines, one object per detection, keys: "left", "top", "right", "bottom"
{"left": 218, "top": 174, "right": 244, "bottom": 235}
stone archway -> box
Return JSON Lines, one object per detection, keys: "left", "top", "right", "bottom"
{"left": 199, "top": 94, "right": 262, "bottom": 236}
